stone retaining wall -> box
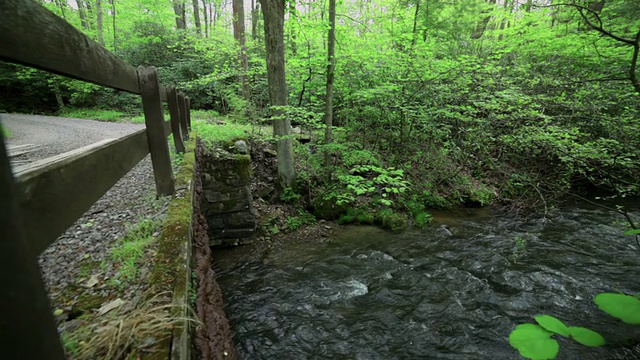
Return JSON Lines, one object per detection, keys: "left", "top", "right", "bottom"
{"left": 201, "top": 143, "right": 256, "bottom": 246}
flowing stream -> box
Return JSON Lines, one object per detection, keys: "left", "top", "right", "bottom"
{"left": 212, "top": 202, "right": 640, "bottom": 359}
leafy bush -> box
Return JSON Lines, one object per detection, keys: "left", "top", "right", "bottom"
{"left": 286, "top": 210, "right": 316, "bottom": 231}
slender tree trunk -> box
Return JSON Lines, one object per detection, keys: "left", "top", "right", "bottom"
{"left": 233, "top": 0, "right": 251, "bottom": 102}
{"left": 193, "top": 0, "right": 202, "bottom": 35}
{"left": 411, "top": 0, "right": 420, "bottom": 47}
{"left": 251, "top": 0, "right": 259, "bottom": 40}
{"left": 76, "top": 0, "right": 89, "bottom": 29}
{"left": 202, "top": 0, "right": 209, "bottom": 37}
{"left": 212, "top": 2, "right": 217, "bottom": 29}
{"left": 111, "top": 0, "right": 117, "bottom": 52}
{"left": 324, "top": 0, "right": 336, "bottom": 180}
{"left": 288, "top": 0, "right": 297, "bottom": 56}
{"left": 85, "top": 0, "right": 95, "bottom": 30}
{"left": 259, "top": 0, "right": 295, "bottom": 187}
{"left": 96, "top": 0, "right": 104, "bottom": 45}
{"left": 173, "top": 0, "right": 185, "bottom": 30}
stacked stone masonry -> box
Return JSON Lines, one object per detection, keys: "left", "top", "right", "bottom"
{"left": 201, "top": 146, "right": 256, "bottom": 246}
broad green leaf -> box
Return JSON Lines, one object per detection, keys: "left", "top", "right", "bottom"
{"left": 594, "top": 293, "right": 640, "bottom": 324}
{"left": 623, "top": 229, "right": 640, "bottom": 236}
{"left": 535, "top": 315, "right": 569, "bottom": 337}
{"left": 567, "top": 327, "right": 605, "bottom": 347}
{"left": 509, "top": 324, "right": 559, "bottom": 360}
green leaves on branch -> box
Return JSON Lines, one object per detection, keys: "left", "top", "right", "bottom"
{"left": 509, "top": 291, "right": 640, "bottom": 359}
{"left": 509, "top": 315, "right": 605, "bottom": 360}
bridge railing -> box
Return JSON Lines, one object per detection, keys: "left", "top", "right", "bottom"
{"left": 0, "top": 1, "right": 195, "bottom": 358}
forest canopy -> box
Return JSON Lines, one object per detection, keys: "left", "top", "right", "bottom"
{"left": 1, "top": 0, "right": 639, "bottom": 211}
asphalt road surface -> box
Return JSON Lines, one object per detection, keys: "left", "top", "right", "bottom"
{"left": 1, "top": 113, "right": 143, "bottom": 165}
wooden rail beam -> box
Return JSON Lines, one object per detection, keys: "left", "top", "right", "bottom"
{"left": 0, "top": 0, "right": 139, "bottom": 94}
{"left": 186, "top": 97, "right": 192, "bottom": 131}
{"left": 138, "top": 65, "right": 174, "bottom": 196}
{"left": 178, "top": 94, "right": 189, "bottom": 138}
{"left": 167, "top": 86, "right": 185, "bottom": 153}
{"left": 0, "top": 133, "right": 65, "bottom": 360}
{"left": 14, "top": 131, "right": 151, "bottom": 254}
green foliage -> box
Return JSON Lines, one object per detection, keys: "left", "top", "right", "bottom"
{"left": 594, "top": 293, "right": 640, "bottom": 325}
{"left": 414, "top": 212, "right": 433, "bottom": 228}
{"left": 109, "top": 217, "right": 160, "bottom": 286}
{"left": 0, "top": 124, "right": 11, "bottom": 139}
{"left": 280, "top": 187, "right": 302, "bottom": 203}
{"left": 286, "top": 210, "right": 316, "bottom": 231}
{"left": 193, "top": 118, "right": 253, "bottom": 147}
{"left": 60, "top": 108, "right": 125, "bottom": 122}
{"left": 509, "top": 314, "right": 606, "bottom": 360}
{"left": 512, "top": 236, "right": 527, "bottom": 263}
{"left": 509, "top": 292, "right": 640, "bottom": 359}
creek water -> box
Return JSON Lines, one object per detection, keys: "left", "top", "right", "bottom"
{"left": 212, "top": 202, "right": 640, "bottom": 359}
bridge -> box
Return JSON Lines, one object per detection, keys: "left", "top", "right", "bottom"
{"left": 0, "top": 1, "right": 220, "bottom": 358}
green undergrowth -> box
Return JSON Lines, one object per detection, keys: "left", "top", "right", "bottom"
{"left": 106, "top": 216, "right": 161, "bottom": 288}
{"left": 60, "top": 108, "right": 126, "bottom": 122}
{"left": 0, "top": 124, "right": 11, "bottom": 139}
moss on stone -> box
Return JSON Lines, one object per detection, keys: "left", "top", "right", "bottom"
{"left": 149, "top": 134, "right": 197, "bottom": 294}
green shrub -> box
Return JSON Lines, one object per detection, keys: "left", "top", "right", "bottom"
{"left": 286, "top": 210, "right": 316, "bottom": 231}
{"left": 414, "top": 212, "right": 433, "bottom": 228}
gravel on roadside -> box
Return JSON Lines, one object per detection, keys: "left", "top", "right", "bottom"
{"left": 38, "top": 155, "right": 170, "bottom": 321}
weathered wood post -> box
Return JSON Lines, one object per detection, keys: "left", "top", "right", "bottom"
{"left": 166, "top": 86, "right": 185, "bottom": 153}
{"left": 185, "top": 96, "right": 192, "bottom": 131}
{"left": 138, "top": 65, "right": 175, "bottom": 196}
{"left": 0, "top": 131, "right": 65, "bottom": 360}
{"left": 178, "top": 93, "right": 189, "bottom": 138}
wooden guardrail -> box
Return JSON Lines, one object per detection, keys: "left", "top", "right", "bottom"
{"left": 0, "top": 1, "right": 194, "bottom": 359}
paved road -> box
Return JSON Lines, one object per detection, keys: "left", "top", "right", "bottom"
{"left": 0, "top": 113, "right": 144, "bottom": 165}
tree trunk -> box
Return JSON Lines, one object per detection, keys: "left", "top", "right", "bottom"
{"left": 202, "top": 0, "right": 209, "bottom": 37}
{"left": 324, "top": 0, "right": 336, "bottom": 181}
{"left": 174, "top": 0, "right": 185, "bottom": 30}
{"left": 193, "top": 0, "right": 202, "bottom": 35}
{"left": 233, "top": 0, "right": 251, "bottom": 102}
{"left": 411, "top": 0, "right": 420, "bottom": 47}
{"left": 84, "top": 0, "right": 95, "bottom": 30}
{"left": 259, "top": 0, "right": 295, "bottom": 187}
{"left": 110, "top": 0, "right": 116, "bottom": 52}
{"left": 76, "top": 0, "right": 89, "bottom": 30}
{"left": 96, "top": 0, "right": 104, "bottom": 45}
{"left": 251, "top": 0, "right": 259, "bottom": 40}
{"left": 288, "top": 0, "right": 297, "bottom": 56}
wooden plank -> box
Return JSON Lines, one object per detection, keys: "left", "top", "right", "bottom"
{"left": 167, "top": 86, "right": 185, "bottom": 153}
{"left": 14, "top": 130, "right": 150, "bottom": 254}
{"left": 178, "top": 94, "right": 189, "bottom": 138}
{"left": 185, "top": 97, "right": 192, "bottom": 131}
{"left": 138, "top": 65, "right": 174, "bottom": 196}
{"left": 0, "top": 0, "right": 139, "bottom": 94}
{"left": 0, "top": 134, "right": 66, "bottom": 360}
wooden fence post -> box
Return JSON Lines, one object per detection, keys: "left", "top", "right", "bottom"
{"left": 178, "top": 93, "right": 189, "bottom": 138}
{"left": 138, "top": 65, "right": 174, "bottom": 196}
{"left": 185, "top": 96, "right": 192, "bottom": 131}
{"left": 166, "top": 86, "right": 185, "bottom": 153}
{"left": 0, "top": 132, "right": 65, "bottom": 360}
